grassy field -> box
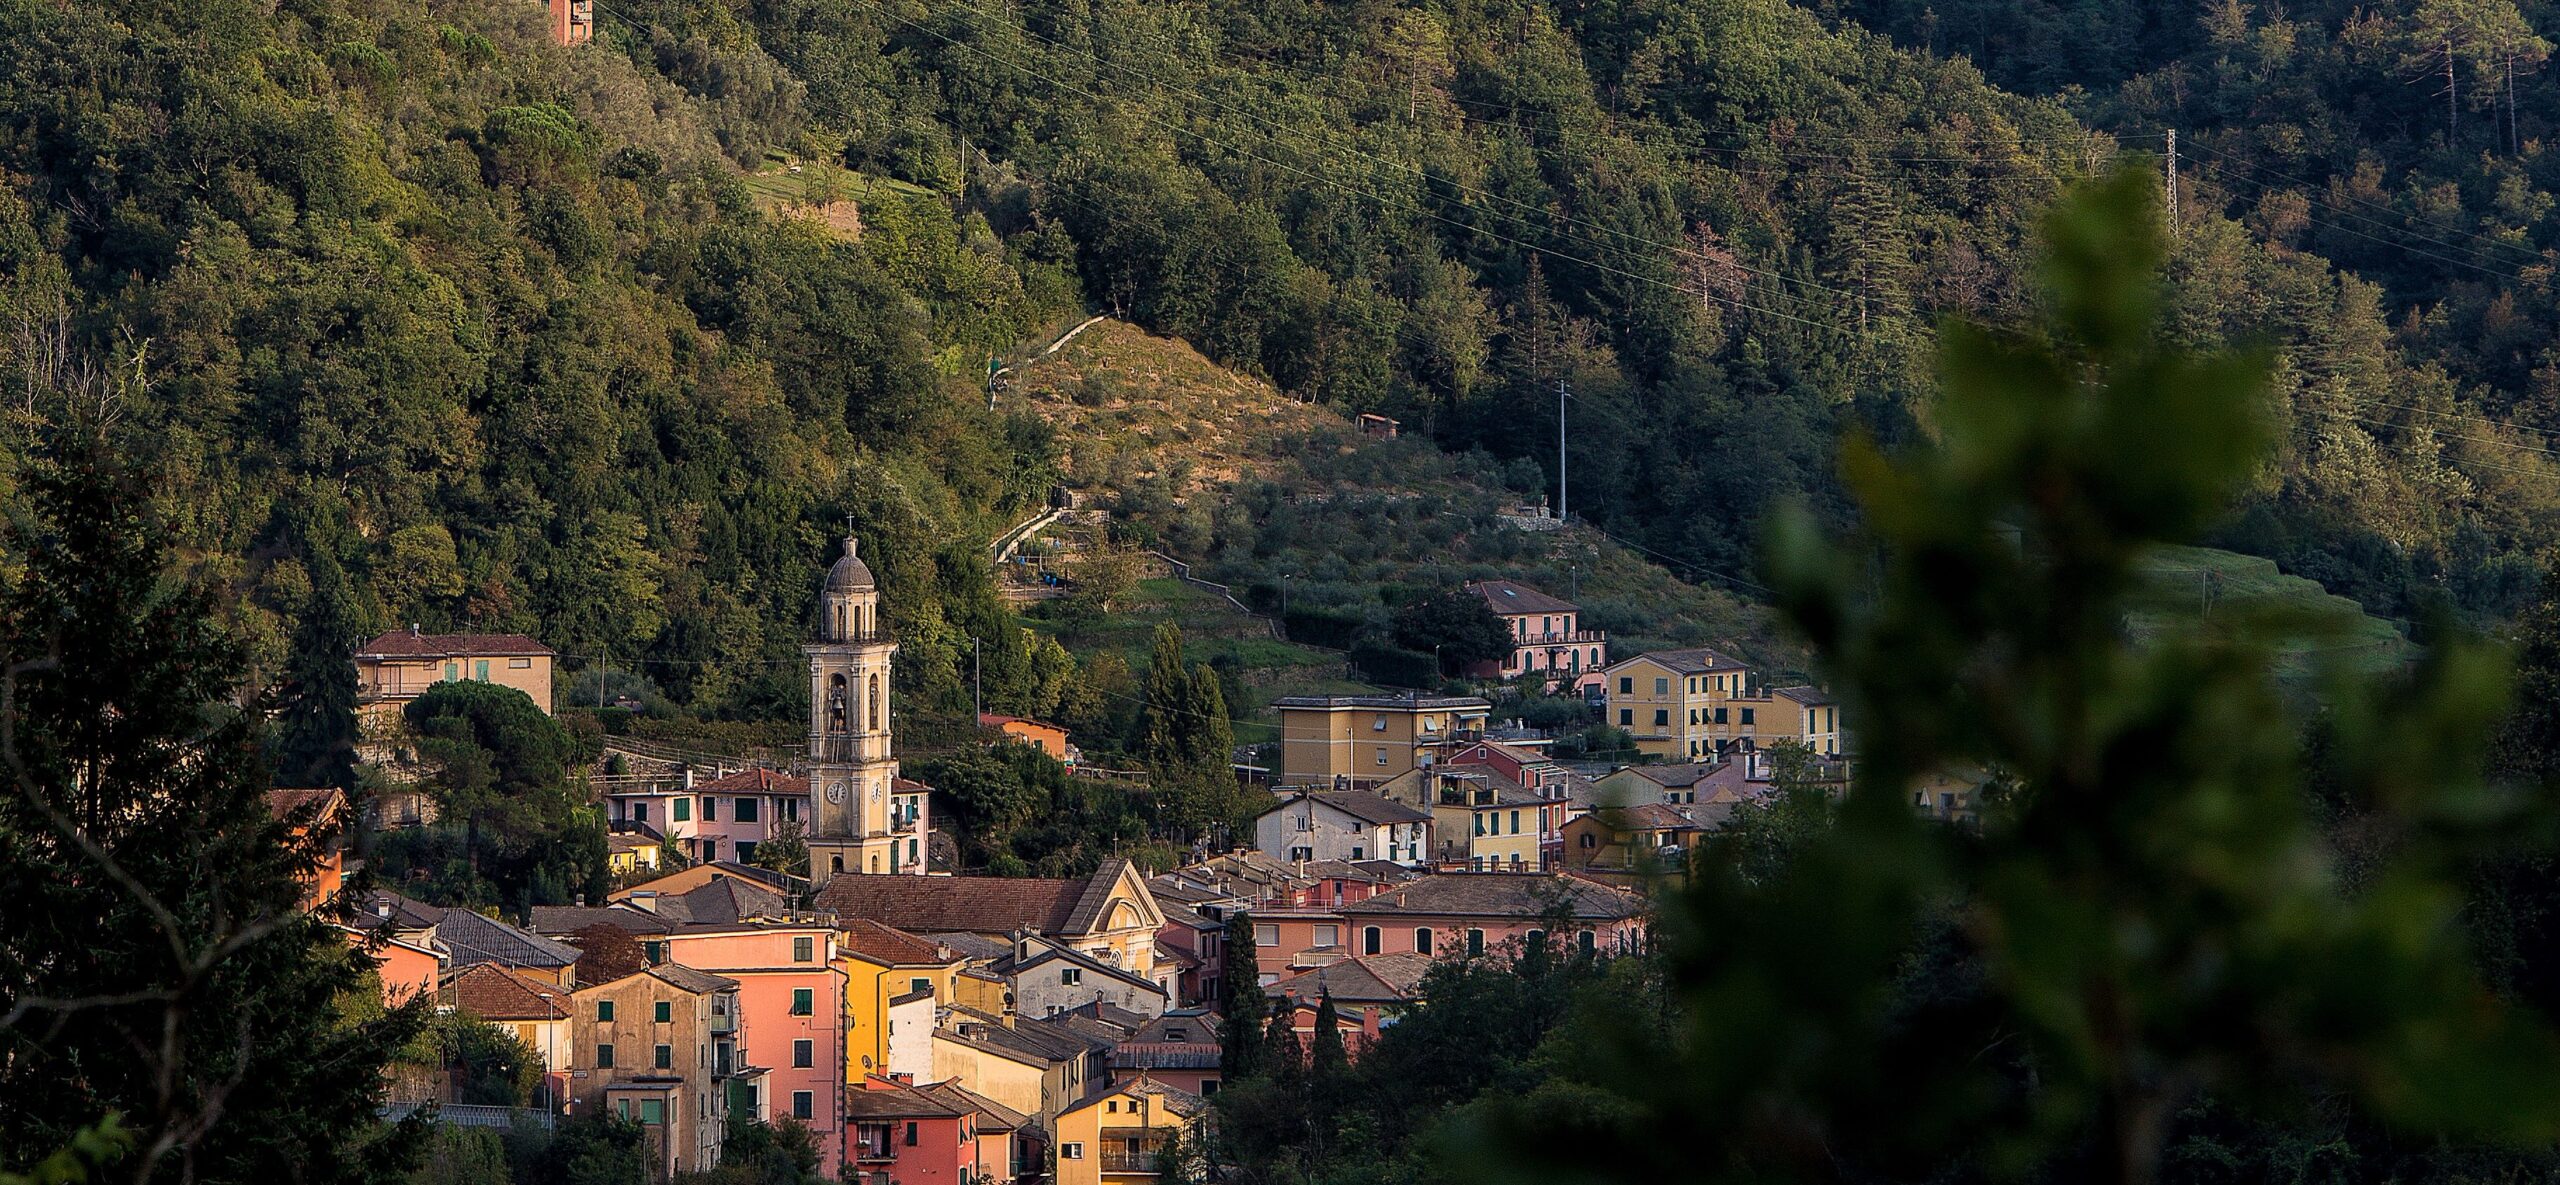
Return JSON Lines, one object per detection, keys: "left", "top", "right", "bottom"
{"left": 2129, "top": 544, "right": 2413, "bottom": 677}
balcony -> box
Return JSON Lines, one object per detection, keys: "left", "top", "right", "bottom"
{"left": 1100, "top": 1147, "right": 1167, "bottom": 1174}
{"left": 1514, "top": 629, "right": 1607, "bottom": 647}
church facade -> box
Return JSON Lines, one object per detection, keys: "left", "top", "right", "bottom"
{"left": 806, "top": 534, "right": 927, "bottom": 885}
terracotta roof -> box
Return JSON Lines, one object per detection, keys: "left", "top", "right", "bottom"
{"left": 1270, "top": 953, "right": 1434, "bottom": 1005}
{"left": 1465, "top": 579, "right": 1579, "bottom": 616}
{"left": 1596, "top": 802, "right": 1708, "bottom": 832}
{"left": 840, "top": 918, "right": 958, "bottom": 966}
{"left": 444, "top": 963, "right": 570, "bottom": 1021}
{"left": 642, "top": 964, "right": 738, "bottom": 994}
{"left": 1338, "top": 873, "right": 1641, "bottom": 921}
{"left": 979, "top": 713, "right": 1064, "bottom": 731}
{"left": 892, "top": 776, "right": 932, "bottom": 793}
{"left": 814, "top": 859, "right": 1143, "bottom": 938}
{"left": 264, "top": 788, "right": 345, "bottom": 821}
{"left": 1607, "top": 647, "right": 1745, "bottom": 675}
{"left": 692, "top": 768, "right": 800, "bottom": 794}
{"left": 356, "top": 630, "right": 554, "bottom": 659}
{"left": 609, "top": 833, "right": 660, "bottom": 855}
{"left": 1773, "top": 685, "right": 1835, "bottom": 706}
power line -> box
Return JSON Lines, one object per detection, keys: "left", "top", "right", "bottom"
{"left": 2182, "top": 139, "right": 2545, "bottom": 268}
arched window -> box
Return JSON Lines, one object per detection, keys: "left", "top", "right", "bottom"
{"left": 828, "top": 674, "right": 848, "bottom": 732}
{"left": 868, "top": 673, "right": 882, "bottom": 731}
{"left": 830, "top": 855, "right": 844, "bottom": 873}
{"left": 1414, "top": 928, "right": 1432, "bottom": 955}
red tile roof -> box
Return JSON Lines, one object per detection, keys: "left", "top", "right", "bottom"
{"left": 1465, "top": 579, "right": 1579, "bottom": 616}
{"left": 264, "top": 788, "right": 345, "bottom": 821}
{"left": 839, "top": 918, "right": 958, "bottom": 966}
{"left": 692, "top": 767, "right": 800, "bottom": 794}
{"left": 813, "top": 859, "right": 1141, "bottom": 937}
{"left": 443, "top": 963, "right": 570, "bottom": 1021}
{"left": 356, "top": 630, "right": 553, "bottom": 659}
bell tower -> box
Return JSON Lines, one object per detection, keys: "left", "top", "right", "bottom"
{"left": 806, "top": 529, "right": 903, "bottom": 887}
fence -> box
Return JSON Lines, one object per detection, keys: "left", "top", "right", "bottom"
{"left": 380, "top": 1102, "right": 556, "bottom": 1131}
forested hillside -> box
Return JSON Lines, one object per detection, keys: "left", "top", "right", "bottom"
{"left": 3, "top": 0, "right": 2551, "bottom": 739}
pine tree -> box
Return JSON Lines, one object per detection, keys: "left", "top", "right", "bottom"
{"left": 1219, "top": 910, "right": 1267, "bottom": 1080}
{"left": 272, "top": 546, "right": 362, "bottom": 794}
{"left": 1262, "top": 995, "right": 1304, "bottom": 1081}
{"left": 0, "top": 437, "right": 428, "bottom": 1182}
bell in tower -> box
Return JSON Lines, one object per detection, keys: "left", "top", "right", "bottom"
{"left": 805, "top": 529, "right": 905, "bottom": 886}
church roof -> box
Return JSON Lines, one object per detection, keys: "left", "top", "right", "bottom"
{"left": 825, "top": 536, "right": 876, "bottom": 592}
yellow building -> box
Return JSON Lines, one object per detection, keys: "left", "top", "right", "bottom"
{"left": 1275, "top": 694, "right": 1492, "bottom": 787}
{"left": 1053, "top": 1077, "right": 1208, "bottom": 1185}
{"left": 1417, "top": 770, "right": 1543, "bottom": 871}
{"left": 355, "top": 629, "right": 555, "bottom": 721}
{"left": 1601, "top": 650, "right": 1847, "bottom": 760}
{"left": 837, "top": 918, "right": 966, "bottom": 1082}
{"left": 607, "top": 830, "right": 664, "bottom": 876}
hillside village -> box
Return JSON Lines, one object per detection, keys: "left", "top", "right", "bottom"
{"left": 297, "top": 504, "right": 1971, "bottom": 1183}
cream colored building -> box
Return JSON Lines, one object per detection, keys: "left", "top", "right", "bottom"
{"left": 1275, "top": 694, "right": 1492, "bottom": 787}
{"left": 355, "top": 629, "right": 555, "bottom": 720}
{"left": 1601, "top": 650, "right": 1847, "bottom": 760}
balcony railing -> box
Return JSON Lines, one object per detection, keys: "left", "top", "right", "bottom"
{"left": 1514, "top": 629, "right": 1607, "bottom": 646}
{"left": 1100, "top": 1148, "right": 1166, "bottom": 1173}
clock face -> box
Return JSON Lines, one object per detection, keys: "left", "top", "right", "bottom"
{"left": 825, "top": 780, "right": 847, "bottom": 805}
{"left": 869, "top": 782, "right": 883, "bottom": 802}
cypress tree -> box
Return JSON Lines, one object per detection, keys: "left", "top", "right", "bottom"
{"left": 0, "top": 438, "right": 427, "bottom": 1181}
{"left": 273, "top": 546, "right": 362, "bottom": 794}
{"left": 1183, "top": 664, "right": 1234, "bottom": 773}
{"left": 1219, "top": 910, "right": 1266, "bottom": 1080}
{"left": 1142, "top": 624, "right": 1190, "bottom": 770}
{"left": 1310, "top": 990, "right": 1347, "bottom": 1077}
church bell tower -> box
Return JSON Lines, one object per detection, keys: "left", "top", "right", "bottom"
{"left": 806, "top": 531, "right": 903, "bottom": 887}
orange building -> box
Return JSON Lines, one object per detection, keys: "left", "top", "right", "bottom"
{"left": 980, "top": 713, "right": 1073, "bottom": 762}
{"left": 547, "top": 0, "right": 594, "bottom": 46}
{"left": 264, "top": 788, "right": 346, "bottom": 911}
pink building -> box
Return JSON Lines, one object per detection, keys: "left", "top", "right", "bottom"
{"left": 549, "top": 875, "right": 849, "bottom": 1171}
{"left": 1335, "top": 873, "right": 1643, "bottom": 960}
{"left": 845, "top": 1075, "right": 985, "bottom": 1185}
{"left": 1241, "top": 909, "right": 1354, "bottom": 984}
{"left": 607, "top": 768, "right": 807, "bottom": 867}
{"left": 1462, "top": 580, "right": 1607, "bottom": 688}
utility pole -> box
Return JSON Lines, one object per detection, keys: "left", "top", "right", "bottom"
{"left": 972, "top": 635, "right": 983, "bottom": 722}
{"left": 1556, "top": 379, "right": 1570, "bottom": 524}
{"left": 2164, "top": 128, "right": 2178, "bottom": 238}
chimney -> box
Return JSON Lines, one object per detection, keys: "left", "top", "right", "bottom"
{"left": 409, "top": 623, "right": 420, "bottom": 637}
{"left": 683, "top": 768, "right": 696, "bottom": 790}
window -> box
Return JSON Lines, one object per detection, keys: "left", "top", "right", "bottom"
{"left": 1467, "top": 929, "right": 1485, "bottom": 956}
{"left": 1715, "top": 707, "right": 1729, "bottom": 725}
{"left": 1295, "top": 814, "right": 1313, "bottom": 832}
{"left": 640, "top": 1098, "right": 663, "bottom": 1124}
{"left": 1580, "top": 833, "right": 1596, "bottom": 849}
{"left": 474, "top": 660, "right": 490, "bottom": 681}
{"left": 1290, "top": 846, "right": 1312, "bottom": 862}
{"left": 1364, "top": 927, "right": 1381, "bottom": 955}
{"left": 444, "top": 661, "right": 458, "bottom": 682}
{"left": 1528, "top": 929, "right": 1546, "bottom": 949}
{"left": 632, "top": 801, "right": 649, "bottom": 825}
{"left": 792, "top": 1091, "right": 814, "bottom": 1120}
{"left": 1653, "top": 709, "right": 1670, "bottom": 727}
{"left": 1619, "top": 709, "right": 1633, "bottom": 726}
{"left": 791, "top": 988, "right": 813, "bottom": 1016}
{"left": 1253, "top": 924, "right": 1279, "bottom": 947}
{"left": 1062, "top": 1144, "right": 1085, "bottom": 1161}
{"left": 654, "top": 1000, "right": 671, "bottom": 1023}
{"left": 905, "top": 1122, "right": 919, "bottom": 1147}
{"left": 643, "top": 941, "right": 664, "bottom": 965}
{"left": 597, "top": 1001, "right": 615, "bottom": 1021}
{"left": 1579, "top": 931, "right": 1597, "bottom": 954}
{"left": 793, "top": 1040, "right": 813, "bottom": 1068}
{"left": 1510, "top": 810, "right": 1521, "bottom": 835}
{"left": 1350, "top": 845, "right": 1364, "bottom": 860}
{"left": 596, "top": 1043, "right": 615, "bottom": 1068}
{"left": 1654, "top": 678, "right": 1669, "bottom": 695}
{"left": 1061, "top": 968, "right": 1082, "bottom": 986}
{"left": 509, "top": 657, "right": 533, "bottom": 669}
{"left": 1740, "top": 708, "right": 1756, "bottom": 725}
{"left": 1313, "top": 924, "right": 1339, "bottom": 947}
{"left": 1374, "top": 749, "right": 1388, "bottom": 766}
{"left": 1618, "top": 676, "right": 1632, "bottom": 694}
{"left": 1370, "top": 714, "right": 1388, "bottom": 732}
{"left": 673, "top": 798, "right": 690, "bottom": 823}
{"left": 735, "top": 797, "right": 760, "bottom": 823}
{"left": 782, "top": 798, "right": 799, "bottom": 822}
{"left": 735, "top": 840, "right": 758, "bottom": 865}
{"left": 1202, "top": 1080, "right": 1221, "bottom": 1096}
{"left": 793, "top": 937, "right": 815, "bottom": 963}
{"left": 910, "top": 977, "right": 932, "bottom": 995}
{"left": 1414, "top": 928, "right": 1433, "bottom": 955}
{"left": 699, "top": 796, "right": 716, "bottom": 822}
{"left": 653, "top": 1044, "right": 672, "bottom": 1069}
